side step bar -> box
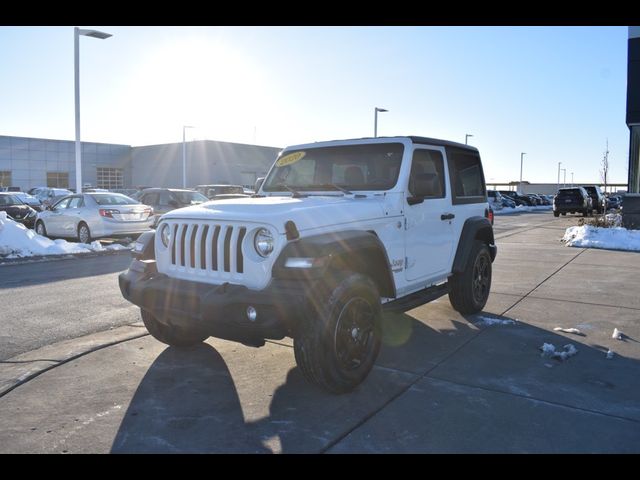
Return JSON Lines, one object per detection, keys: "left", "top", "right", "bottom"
{"left": 383, "top": 282, "right": 449, "bottom": 313}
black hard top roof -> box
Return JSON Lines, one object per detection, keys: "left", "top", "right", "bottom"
{"left": 408, "top": 136, "right": 479, "bottom": 152}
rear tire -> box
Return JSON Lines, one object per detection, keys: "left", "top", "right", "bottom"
{"left": 449, "top": 241, "right": 492, "bottom": 314}
{"left": 140, "top": 309, "right": 208, "bottom": 347}
{"left": 553, "top": 211, "right": 560, "bottom": 217}
{"left": 78, "top": 222, "right": 92, "bottom": 243}
{"left": 294, "top": 272, "right": 381, "bottom": 394}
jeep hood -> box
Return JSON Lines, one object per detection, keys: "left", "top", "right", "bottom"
{"left": 160, "top": 195, "right": 388, "bottom": 234}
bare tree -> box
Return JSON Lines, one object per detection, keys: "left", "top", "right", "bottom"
{"left": 600, "top": 139, "right": 609, "bottom": 193}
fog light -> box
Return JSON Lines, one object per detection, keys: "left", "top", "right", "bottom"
{"left": 246, "top": 306, "right": 257, "bottom": 322}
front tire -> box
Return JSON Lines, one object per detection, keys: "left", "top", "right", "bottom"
{"left": 140, "top": 309, "right": 208, "bottom": 347}
{"left": 294, "top": 272, "right": 381, "bottom": 394}
{"left": 553, "top": 211, "right": 560, "bottom": 217}
{"left": 449, "top": 241, "right": 492, "bottom": 314}
{"left": 35, "top": 220, "right": 47, "bottom": 237}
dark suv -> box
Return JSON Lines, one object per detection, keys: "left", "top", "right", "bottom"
{"left": 553, "top": 187, "right": 592, "bottom": 217}
{"left": 137, "top": 188, "right": 209, "bottom": 227}
{"left": 582, "top": 185, "right": 607, "bottom": 214}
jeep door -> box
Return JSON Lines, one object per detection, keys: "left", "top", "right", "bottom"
{"left": 404, "top": 147, "right": 454, "bottom": 282}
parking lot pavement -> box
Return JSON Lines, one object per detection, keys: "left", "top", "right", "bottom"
{"left": 1, "top": 213, "right": 639, "bottom": 453}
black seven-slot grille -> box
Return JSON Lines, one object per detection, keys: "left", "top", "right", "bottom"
{"left": 168, "top": 222, "right": 247, "bottom": 274}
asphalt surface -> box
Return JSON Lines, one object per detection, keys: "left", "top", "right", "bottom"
{"left": 0, "top": 252, "right": 138, "bottom": 360}
{"left": 2, "top": 209, "right": 639, "bottom": 453}
{"left": 0, "top": 213, "right": 550, "bottom": 362}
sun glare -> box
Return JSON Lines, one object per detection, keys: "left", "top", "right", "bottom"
{"left": 121, "top": 36, "right": 270, "bottom": 145}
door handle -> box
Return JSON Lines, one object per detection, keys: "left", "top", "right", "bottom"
{"left": 441, "top": 213, "right": 455, "bottom": 221}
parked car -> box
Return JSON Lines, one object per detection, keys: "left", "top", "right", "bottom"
{"left": 606, "top": 194, "right": 622, "bottom": 210}
{"left": 487, "top": 190, "right": 504, "bottom": 210}
{"left": 35, "top": 192, "right": 154, "bottom": 243}
{"left": 12, "top": 192, "right": 44, "bottom": 211}
{"left": 582, "top": 185, "right": 607, "bottom": 214}
{"left": 137, "top": 188, "right": 209, "bottom": 226}
{"left": 35, "top": 187, "right": 73, "bottom": 208}
{"left": 194, "top": 184, "right": 248, "bottom": 200}
{"left": 553, "top": 187, "right": 592, "bottom": 217}
{"left": 0, "top": 192, "right": 38, "bottom": 228}
{"left": 499, "top": 190, "right": 533, "bottom": 206}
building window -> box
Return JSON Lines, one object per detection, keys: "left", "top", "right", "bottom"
{"left": 47, "top": 172, "right": 69, "bottom": 188}
{"left": 0, "top": 171, "right": 11, "bottom": 188}
{"left": 96, "top": 167, "right": 123, "bottom": 189}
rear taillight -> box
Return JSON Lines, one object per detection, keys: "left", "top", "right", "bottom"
{"left": 99, "top": 208, "right": 120, "bottom": 218}
{"left": 144, "top": 207, "right": 153, "bottom": 217}
{"left": 485, "top": 207, "right": 494, "bottom": 225}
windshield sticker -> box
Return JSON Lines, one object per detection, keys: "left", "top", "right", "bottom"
{"left": 276, "top": 151, "right": 305, "bottom": 167}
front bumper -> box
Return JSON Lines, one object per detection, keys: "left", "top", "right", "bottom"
{"left": 119, "top": 259, "right": 309, "bottom": 346}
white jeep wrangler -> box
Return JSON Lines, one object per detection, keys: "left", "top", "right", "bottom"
{"left": 119, "top": 136, "right": 497, "bottom": 393}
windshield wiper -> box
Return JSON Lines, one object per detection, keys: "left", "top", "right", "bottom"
{"left": 283, "top": 185, "right": 307, "bottom": 198}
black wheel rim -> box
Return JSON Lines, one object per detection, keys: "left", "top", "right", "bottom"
{"left": 333, "top": 297, "right": 375, "bottom": 371}
{"left": 472, "top": 254, "right": 490, "bottom": 304}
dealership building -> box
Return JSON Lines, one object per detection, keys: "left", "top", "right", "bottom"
{"left": 0, "top": 134, "right": 281, "bottom": 192}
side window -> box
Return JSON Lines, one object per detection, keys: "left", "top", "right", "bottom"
{"left": 142, "top": 193, "right": 158, "bottom": 206}
{"left": 408, "top": 149, "right": 445, "bottom": 198}
{"left": 53, "top": 198, "right": 70, "bottom": 210}
{"left": 67, "top": 197, "right": 84, "bottom": 209}
{"left": 158, "top": 192, "right": 173, "bottom": 206}
{"left": 447, "top": 148, "right": 486, "bottom": 204}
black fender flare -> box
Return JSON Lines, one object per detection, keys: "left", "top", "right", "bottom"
{"left": 273, "top": 230, "right": 396, "bottom": 298}
{"left": 451, "top": 217, "right": 496, "bottom": 274}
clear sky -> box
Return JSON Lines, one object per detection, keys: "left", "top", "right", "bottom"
{"left": 0, "top": 26, "right": 631, "bottom": 184}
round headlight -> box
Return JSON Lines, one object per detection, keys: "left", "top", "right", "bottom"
{"left": 254, "top": 228, "right": 274, "bottom": 257}
{"left": 160, "top": 223, "right": 171, "bottom": 248}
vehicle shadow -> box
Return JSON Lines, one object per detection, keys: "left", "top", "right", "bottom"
{"left": 0, "top": 252, "right": 132, "bottom": 290}
{"left": 111, "top": 310, "right": 640, "bottom": 453}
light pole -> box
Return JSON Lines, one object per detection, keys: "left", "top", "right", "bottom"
{"left": 557, "top": 162, "right": 562, "bottom": 189}
{"left": 374, "top": 107, "right": 388, "bottom": 138}
{"left": 182, "top": 125, "right": 195, "bottom": 188}
{"left": 465, "top": 134, "right": 473, "bottom": 145}
{"left": 74, "top": 27, "right": 112, "bottom": 192}
{"left": 561, "top": 168, "right": 566, "bottom": 187}
{"left": 519, "top": 152, "right": 526, "bottom": 193}
{"left": 571, "top": 172, "right": 574, "bottom": 187}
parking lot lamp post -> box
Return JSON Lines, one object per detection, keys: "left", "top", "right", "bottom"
{"left": 74, "top": 27, "right": 112, "bottom": 193}
{"left": 374, "top": 107, "right": 388, "bottom": 138}
{"left": 571, "top": 172, "right": 574, "bottom": 187}
{"left": 182, "top": 125, "right": 194, "bottom": 188}
{"left": 561, "top": 168, "right": 566, "bottom": 187}
{"left": 519, "top": 152, "right": 526, "bottom": 192}
{"left": 465, "top": 134, "right": 473, "bottom": 145}
{"left": 557, "top": 162, "right": 562, "bottom": 190}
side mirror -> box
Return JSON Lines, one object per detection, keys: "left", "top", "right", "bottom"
{"left": 254, "top": 177, "right": 265, "bottom": 193}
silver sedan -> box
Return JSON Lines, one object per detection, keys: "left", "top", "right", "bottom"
{"left": 35, "top": 193, "right": 154, "bottom": 243}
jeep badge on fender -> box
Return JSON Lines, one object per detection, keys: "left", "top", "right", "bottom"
{"left": 119, "top": 136, "right": 497, "bottom": 393}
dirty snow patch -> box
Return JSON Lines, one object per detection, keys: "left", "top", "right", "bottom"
{"left": 553, "top": 327, "right": 582, "bottom": 335}
{"left": 562, "top": 224, "right": 640, "bottom": 252}
{"left": 475, "top": 316, "right": 516, "bottom": 326}
{"left": 612, "top": 328, "right": 624, "bottom": 340}
{"left": 540, "top": 343, "right": 578, "bottom": 361}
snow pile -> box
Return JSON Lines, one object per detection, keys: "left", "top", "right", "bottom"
{"left": 612, "top": 328, "right": 624, "bottom": 340}
{"left": 553, "top": 327, "right": 582, "bottom": 335}
{"left": 604, "top": 213, "right": 622, "bottom": 227}
{"left": 494, "top": 205, "right": 553, "bottom": 216}
{"left": 540, "top": 343, "right": 578, "bottom": 361}
{"left": 475, "top": 315, "right": 516, "bottom": 326}
{"left": 606, "top": 349, "right": 615, "bottom": 360}
{"left": 0, "top": 212, "right": 132, "bottom": 258}
{"left": 562, "top": 225, "right": 640, "bottom": 252}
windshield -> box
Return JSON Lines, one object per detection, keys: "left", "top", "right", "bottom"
{"left": 173, "top": 191, "right": 208, "bottom": 204}
{"left": 262, "top": 143, "right": 404, "bottom": 193}
{"left": 90, "top": 193, "right": 139, "bottom": 205}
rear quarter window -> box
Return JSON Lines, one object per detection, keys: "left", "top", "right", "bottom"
{"left": 446, "top": 148, "right": 486, "bottom": 205}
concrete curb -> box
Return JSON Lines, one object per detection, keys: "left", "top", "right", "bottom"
{"left": 0, "top": 323, "right": 148, "bottom": 398}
